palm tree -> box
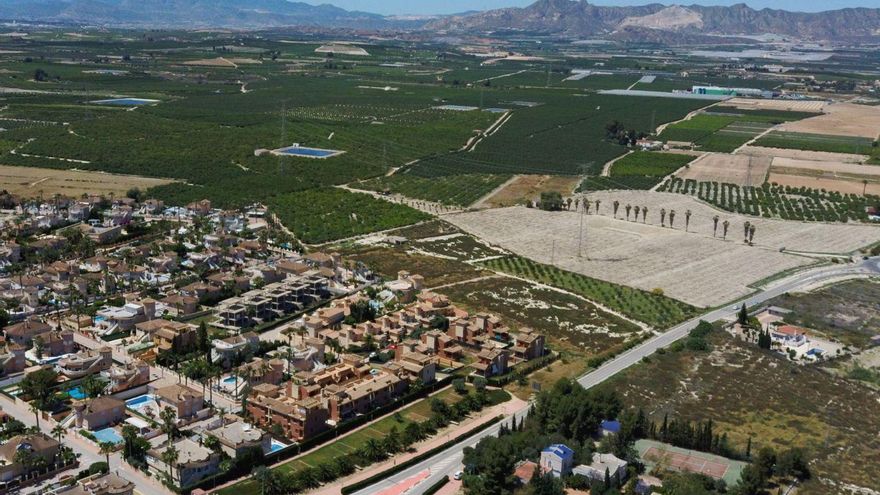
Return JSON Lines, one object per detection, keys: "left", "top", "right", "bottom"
{"left": 743, "top": 221, "right": 751, "bottom": 243}
{"left": 584, "top": 199, "right": 591, "bottom": 214}
{"left": 669, "top": 210, "right": 676, "bottom": 228}
{"left": 99, "top": 441, "right": 114, "bottom": 468}
{"left": 749, "top": 224, "right": 756, "bottom": 244}
{"left": 613, "top": 200, "right": 620, "bottom": 218}
{"left": 713, "top": 215, "right": 719, "bottom": 237}
{"left": 161, "top": 445, "right": 179, "bottom": 481}
{"left": 362, "top": 438, "right": 385, "bottom": 463}
{"left": 160, "top": 406, "right": 177, "bottom": 447}
{"left": 625, "top": 204, "right": 632, "bottom": 221}
{"left": 29, "top": 402, "right": 41, "bottom": 428}
{"left": 574, "top": 198, "right": 580, "bottom": 211}
{"left": 253, "top": 466, "right": 273, "bottom": 495}
{"left": 594, "top": 199, "right": 601, "bottom": 215}
{"left": 634, "top": 205, "right": 641, "bottom": 221}
{"left": 642, "top": 206, "right": 648, "bottom": 223}
{"left": 51, "top": 424, "right": 66, "bottom": 443}
{"left": 722, "top": 220, "right": 730, "bottom": 239}
{"left": 685, "top": 210, "right": 692, "bottom": 232}
{"left": 660, "top": 208, "right": 666, "bottom": 227}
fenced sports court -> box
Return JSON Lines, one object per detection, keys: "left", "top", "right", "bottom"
{"left": 636, "top": 439, "right": 746, "bottom": 485}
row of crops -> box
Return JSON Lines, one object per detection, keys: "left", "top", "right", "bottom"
{"left": 577, "top": 151, "right": 695, "bottom": 192}
{"left": 267, "top": 188, "right": 430, "bottom": 244}
{"left": 659, "top": 177, "right": 879, "bottom": 223}
{"left": 351, "top": 173, "right": 511, "bottom": 207}
{"left": 479, "top": 255, "right": 699, "bottom": 328}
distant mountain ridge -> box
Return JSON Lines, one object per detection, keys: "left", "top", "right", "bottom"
{"left": 426, "top": 0, "right": 880, "bottom": 40}
{"left": 0, "top": 0, "right": 396, "bottom": 28}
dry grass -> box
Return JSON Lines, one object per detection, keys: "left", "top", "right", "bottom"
{"left": 601, "top": 332, "right": 880, "bottom": 495}
{"left": 0, "top": 164, "right": 176, "bottom": 198}
{"left": 482, "top": 175, "right": 581, "bottom": 208}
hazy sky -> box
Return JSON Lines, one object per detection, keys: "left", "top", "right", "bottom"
{"left": 304, "top": 0, "right": 879, "bottom": 16}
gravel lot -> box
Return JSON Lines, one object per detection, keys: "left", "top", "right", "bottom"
{"left": 448, "top": 192, "right": 880, "bottom": 307}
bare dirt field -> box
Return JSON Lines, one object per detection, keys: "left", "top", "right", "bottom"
{"left": 674, "top": 153, "right": 771, "bottom": 186}
{"left": 182, "top": 57, "right": 237, "bottom": 67}
{"left": 717, "top": 98, "right": 826, "bottom": 113}
{"left": 777, "top": 102, "right": 880, "bottom": 139}
{"left": 447, "top": 192, "right": 880, "bottom": 307}
{"left": 767, "top": 157, "right": 880, "bottom": 195}
{"left": 767, "top": 173, "right": 880, "bottom": 196}
{"left": 738, "top": 145, "right": 868, "bottom": 164}
{"left": 0, "top": 165, "right": 176, "bottom": 198}
{"left": 482, "top": 175, "right": 580, "bottom": 208}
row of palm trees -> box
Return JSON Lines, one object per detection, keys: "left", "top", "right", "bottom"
{"left": 569, "top": 195, "right": 759, "bottom": 243}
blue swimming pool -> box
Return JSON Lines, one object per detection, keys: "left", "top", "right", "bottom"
{"left": 269, "top": 438, "right": 288, "bottom": 453}
{"left": 68, "top": 387, "right": 87, "bottom": 400}
{"left": 93, "top": 428, "right": 123, "bottom": 445}
{"left": 222, "top": 376, "right": 237, "bottom": 384}
{"left": 91, "top": 98, "right": 159, "bottom": 106}
{"left": 125, "top": 394, "right": 155, "bottom": 408}
{"left": 277, "top": 147, "right": 341, "bottom": 158}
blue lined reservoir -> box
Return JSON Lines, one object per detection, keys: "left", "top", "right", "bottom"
{"left": 272, "top": 145, "right": 345, "bottom": 159}
{"left": 91, "top": 98, "right": 160, "bottom": 106}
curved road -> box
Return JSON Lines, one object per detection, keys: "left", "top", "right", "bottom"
{"left": 355, "top": 257, "right": 880, "bottom": 495}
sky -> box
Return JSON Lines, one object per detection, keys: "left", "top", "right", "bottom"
{"left": 302, "top": 0, "right": 879, "bottom": 16}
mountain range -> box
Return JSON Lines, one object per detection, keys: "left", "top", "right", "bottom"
{"left": 2, "top": 0, "right": 880, "bottom": 40}
{"left": 0, "top": 0, "right": 393, "bottom": 29}
{"left": 427, "top": 0, "right": 880, "bottom": 40}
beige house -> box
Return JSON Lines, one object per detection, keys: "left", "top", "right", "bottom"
{"left": 74, "top": 397, "right": 126, "bottom": 430}
{"left": 59, "top": 472, "right": 135, "bottom": 495}
{"left": 148, "top": 438, "right": 220, "bottom": 488}
{"left": 151, "top": 384, "right": 205, "bottom": 420}
{"left": 0, "top": 434, "right": 60, "bottom": 482}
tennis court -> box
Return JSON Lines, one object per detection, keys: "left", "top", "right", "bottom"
{"left": 636, "top": 439, "right": 746, "bottom": 486}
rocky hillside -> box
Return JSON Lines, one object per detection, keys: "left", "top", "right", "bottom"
{"left": 426, "top": 0, "right": 880, "bottom": 40}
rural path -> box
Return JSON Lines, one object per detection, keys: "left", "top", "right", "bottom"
{"left": 427, "top": 274, "right": 504, "bottom": 292}
{"left": 356, "top": 257, "right": 880, "bottom": 495}
{"left": 601, "top": 150, "right": 634, "bottom": 177}
{"left": 469, "top": 175, "right": 519, "bottom": 209}
{"left": 473, "top": 70, "right": 528, "bottom": 84}
{"left": 654, "top": 101, "right": 719, "bottom": 135}
{"left": 732, "top": 125, "right": 777, "bottom": 155}
{"left": 334, "top": 183, "right": 461, "bottom": 217}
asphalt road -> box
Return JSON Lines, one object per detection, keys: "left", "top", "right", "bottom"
{"left": 356, "top": 258, "right": 880, "bottom": 495}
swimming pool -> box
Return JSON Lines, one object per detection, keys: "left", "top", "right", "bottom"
{"left": 125, "top": 394, "right": 158, "bottom": 413}
{"left": 274, "top": 146, "right": 344, "bottom": 159}
{"left": 222, "top": 376, "right": 238, "bottom": 384}
{"left": 67, "top": 387, "right": 87, "bottom": 400}
{"left": 269, "top": 438, "right": 289, "bottom": 453}
{"left": 91, "top": 98, "right": 159, "bottom": 106}
{"left": 93, "top": 428, "right": 123, "bottom": 445}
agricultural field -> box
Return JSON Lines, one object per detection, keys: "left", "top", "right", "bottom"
{"left": 590, "top": 151, "right": 695, "bottom": 190}
{"left": 659, "top": 177, "right": 880, "bottom": 223}
{"left": 478, "top": 256, "right": 697, "bottom": 329}
{"left": 0, "top": 164, "right": 177, "bottom": 198}
{"left": 447, "top": 193, "right": 880, "bottom": 307}
{"left": 696, "top": 120, "right": 773, "bottom": 152}
{"left": 350, "top": 173, "right": 510, "bottom": 207}
{"left": 481, "top": 175, "right": 580, "bottom": 208}
{"left": 659, "top": 114, "right": 743, "bottom": 144}
{"left": 754, "top": 130, "right": 877, "bottom": 157}
{"left": 600, "top": 330, "right": 880, "bottom": 495}
{"left": 268, "top": 188, "right": 429, "bottom": 244}
{"left": 767, "top": 156, "right": 880, "bottom": 196}
{"left": 408, "top": 93, "right": 707, "bottom": 177}
{"left": 777, "top": 102, "right": 880, "bottom": 139}
{"left": 674, "top": 153, "right": 771, "bottom": 187}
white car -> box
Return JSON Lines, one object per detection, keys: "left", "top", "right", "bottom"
{"left": 453, "top": 470, "right": 464, "bottom": 481}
